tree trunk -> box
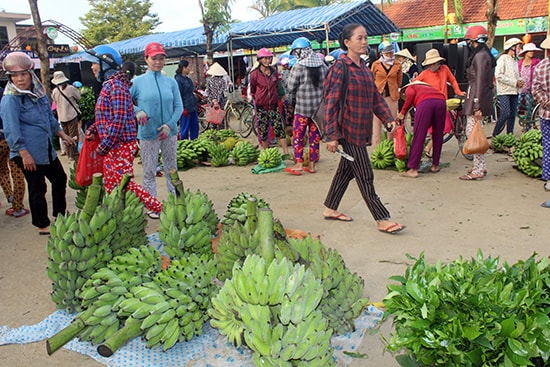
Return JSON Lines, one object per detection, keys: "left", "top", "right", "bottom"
{"left": 27, "top": 0, "right": 51, "bottom": 99}
{"left": 485, "top": 0, "right": 499, "bottom": 49}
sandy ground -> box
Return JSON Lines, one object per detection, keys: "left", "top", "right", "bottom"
{"left": 1, "top": 121, "right": 549, "bottom": 367}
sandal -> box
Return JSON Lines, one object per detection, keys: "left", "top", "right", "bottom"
{"left": 544, "top": 182, "right": 550, "bottom": 192}
{"left": 459, "top": 174, "right": 484, "bottom": 181}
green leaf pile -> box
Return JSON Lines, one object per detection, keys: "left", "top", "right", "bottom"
{"left": 382, "top": 251, "right": 550, "bottom": 367}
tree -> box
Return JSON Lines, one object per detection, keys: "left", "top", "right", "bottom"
{"left": 485, "top": 0, "right": 499, "bottom": 48}
{"left": 27, "top": 0, "right": 51, "bottom": 98}
{"left": 198, "top": 0, "right": 233, "bottom": 65}
{"left": 80, "top": 0, "right": 160, "bottom": 46}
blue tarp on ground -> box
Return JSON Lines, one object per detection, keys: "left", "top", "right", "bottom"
{"left": 58, "top": 0, "right": 399, "bottom": 60}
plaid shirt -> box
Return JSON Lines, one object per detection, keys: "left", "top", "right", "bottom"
{"left": 324, "top": 55, "right": 393, "bottom": 146}
{"left": 287, "top": 62, "right": 328, "bottom": 118}
{"left": 94, "top": 71, "right": 137, "bottom": 155}
{"left": 532, "top": 57, "right": 550, "bottom": 120}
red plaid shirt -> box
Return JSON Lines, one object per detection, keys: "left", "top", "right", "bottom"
{"left": 324, "top": 55, "right": 393, "bottom": 146}
{"left": 94, "top": 71, "right": 137, "bottom": 155}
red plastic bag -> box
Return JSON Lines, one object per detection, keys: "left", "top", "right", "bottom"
{"left": 205, "top": 105, "right": 226, "bottom": 125}
{"left": 393, "top": 124, "right": 407, "bottom": 160}
{"left": 76, "top": 136, "right": 103, "bottom": 186}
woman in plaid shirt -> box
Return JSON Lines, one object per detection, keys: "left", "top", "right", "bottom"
{"left": 322, "top": 23, "right": 406, "bottom": 234}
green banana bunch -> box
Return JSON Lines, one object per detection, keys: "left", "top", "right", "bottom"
{"left": 208, "top": 143, "right": 230, "bottom": 167}
{"left": 287, "top": 235, "right": 369, "bottom": 335}
{"left": 67, "top": 162, "right": 88, "bottom": 209}
{"left": 395, "top": 158, "right": 407, "bottom": 172}
{"left": 257, "top": 147, "right": 282, "bottom": 168}
{"left": 176, "top": 139, "right": 199, "bottom": 169}
{"left": 159, "top": 189, "right": 219, "bottom": 259}
{"left": 513, "top": 131, "right": 543, "bottom": 178}
{"left": 371, "top": 139, "right": 395, "bottom": 169}
{"left": 215, "top": 220, "right": 260, "bottom": 281}
{"left": 221, "top": 192, "right": 270, "bottom": 227}
{"left": 230, "top": 141, "right": 260, "bottom": 166}
{"left": 216, "top": 128, "right": 239, "bottom": 142}
{"left": 492, "top": 133, "right": 517, "bottom": 151}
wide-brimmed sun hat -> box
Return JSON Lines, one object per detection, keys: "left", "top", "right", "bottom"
{"left": 518, "top": 42, "right": 542, "bottom": 56}
{"left": 394, "top": 49, "right": 415, "bottom": 61}
{"left": 207, "top": 62, "right": 228, "bottom": 76}
{"left": 51, "top": 71, "right": 70, "bottom": 85}
{"left": 503, "top": 37, "right": 522, "bottom": 51}
{"left": 422, "top": 49, "right": 445, "bottom": 66}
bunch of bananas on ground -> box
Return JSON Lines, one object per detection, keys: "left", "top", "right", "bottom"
{"left": 103, "top": 188, "right": 148, "bottom": 257}
{"left": 176, "top": 139, "right": 200, "bottom": 169}
{"left": 159, "top": 189, "right": 219, "bottom": 259}
{"left": 46, "top": 245, "right": 163, "bottom": 355}
{"left": 287, "top": 235, "right": 369, "bottom": 335}
{"left": 47, "top": 204, "right": 117, "bottom": 313}
{"left": 229, "top": 140, "right": 260, "bottom": 166}
{"left": 221, "top": 192, "right": 270, "bottom": 227}
{"left": 216, "top": 129, "right": 239, "bottom": 142}
{"left": 258, "top": 147, "right": 283, "bottom": 168}
{"left": 223, "top": 136, "right": 239, "bottom": 151}
{"left": 371, "top": 139, "right": 395, "bottom": 169}
{"left": 209, "top": 254, "right": 336, "bottom": 366}
{"left": 492, "top": 133, "right": 517, "bottom": 152}
{"left": 513, "top": 129, "right": 542, "bottom": 177}
{"left": 208, "top": 142, "right": 231, "bottom": 167}
{"left": 104, "top": 254, "right": 217, "bottom": 354}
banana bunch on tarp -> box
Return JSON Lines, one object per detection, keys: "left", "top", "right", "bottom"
{"left": 513, "top": 129, "right": 542, "bottom": 178}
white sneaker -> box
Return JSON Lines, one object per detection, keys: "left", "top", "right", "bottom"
{"left": 147, "top": 211, "right": 160, "bottom": 219}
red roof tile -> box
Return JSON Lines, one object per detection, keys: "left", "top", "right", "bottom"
{"left": 380, "top": 0, "right": 548, "bottom": 29}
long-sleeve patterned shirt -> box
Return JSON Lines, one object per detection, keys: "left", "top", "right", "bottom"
{"left": 532, "top": 57, "right": 550, "bottom": 120}
{"left": 94, "top": 71, "right": 137, "bottom": 155}
{"left": 324, "top": 55, "right": 393, "bottom": 146}
{"left": 287, "top": 62, "right": 328, "bottom": 118}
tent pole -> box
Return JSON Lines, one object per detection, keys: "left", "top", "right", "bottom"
{"left": 228, "top": 35, "right": 234, "bottom": 87}
{"left": 324, "top": 22, "right": 330, "bottom": 54}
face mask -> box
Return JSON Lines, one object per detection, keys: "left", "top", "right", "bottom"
{"left": 429, "top": 64, "right": 440, "bottom": 72}
{"left": 382, "top": 54, "right": 395, "bottom": 65}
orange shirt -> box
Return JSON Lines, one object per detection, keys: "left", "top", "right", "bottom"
{"left": 415, "top": 64, "right": 463, "bottom": 98}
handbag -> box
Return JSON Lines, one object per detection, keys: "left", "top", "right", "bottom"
{"left": 75, "top": 135, "right": 104, "bottom": 186}
{"left": 463, "top": 116, "right": 489, "bottom": 155}
{"left": 393, "top": 124, "right": 407, "bottom": 159}
{"left": 205, "top": 104, "right": 226, "bottom": 125}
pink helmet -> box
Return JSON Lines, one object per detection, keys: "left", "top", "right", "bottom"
{"left": 2, "top": 52, "right": 34, "bottom": 74}
{"left": 257, "top": 48, "right": 274, "bottom": 58}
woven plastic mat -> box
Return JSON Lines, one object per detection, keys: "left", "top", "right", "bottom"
{"left": 0, "top": 234, "right": 383, "bottom": 366}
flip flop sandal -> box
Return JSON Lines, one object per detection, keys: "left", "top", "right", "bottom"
{"left": 303, "top": 167, "right": 316, "bottom": 174}
{"left": 544, "top": 182, "right": 550, "bottom": 192}
{"left": 459, "top": 174, "right": 484, "bottom": 181}
{"left": 378, "top": 223, "right": 406, "bottom": 234}
{"left": 284, "top": 167, "right": 302, "bottom": 176}
{"left": 323, "top": 213, "right": 353, "bottom": 222}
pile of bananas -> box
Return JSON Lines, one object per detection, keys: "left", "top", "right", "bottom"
{"left": 176, "top": 140, "right": 200, "bottom": 169}
{"left": 47, "top": 177, "right": 147, "bottom": 312}
{"left": 159, "top": 189, "right": 219, "bottom": 259}
{"left": 288, "top": 235, "right": 369, "bottom": 335}
{"left": 492, "top": 133, "right": 517, "bottom": 152}
{"left": 208, "top": 143, "right": 231, "bottom": 167}
{"left": 110, "top": 254, "right": 218, "bottom": 353}
{"left": 46, "top": 245, "right": 163, "bottom": 354}
{"left": 229, "top": 140, "right": 260, "bottom": 166}
{"left": 216, "top": 129, "right": 239, "bottom": 142}
{"left": 209, "top": 254, "right": 335, "bottom": 366}
{"left": 257, "top": 147, "right": 283, "bottom": 168}
{"left": 221, "top": 192, "right": 270, "bottom": 227}
{"left": 215, "top": 220, "right": 260, "bottom": 281}
{"left": 371, "top": 139, "right": 395, "bottom": 169}
{"left": 512, "top": 129, "right": 542, "bottom": 177}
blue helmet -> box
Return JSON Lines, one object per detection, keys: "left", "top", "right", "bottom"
{"left": 87, "top": 45, "right": 122, "bottom": 70}
{"left": 290, "top": 37, "right": 311, "bottom": 53}
{"left": 72, "top": 81, "right": 83, "bottom": 88}
{"left": 288, "top": 55, "right": 297, "bottom": 68}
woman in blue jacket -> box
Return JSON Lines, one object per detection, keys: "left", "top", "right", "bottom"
{"left": 131, "top": 42, "right": 183, "bottom": 218}
{"left": 0, "top": 52, "right": 75, "bottom": 234}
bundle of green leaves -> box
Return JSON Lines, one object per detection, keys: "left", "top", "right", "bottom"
{"left": 382, "top": 251, "right": 550, "bottom": 367}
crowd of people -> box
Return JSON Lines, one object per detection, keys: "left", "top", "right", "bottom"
{"left": 2, "top": 25, "right": 550, "bottom": 235}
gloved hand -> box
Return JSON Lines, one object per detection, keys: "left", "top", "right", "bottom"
{"left": 157, "top": 124, "right": 170, "bottom": 140}
{"left": 183, "top": 108, "right": 188, "bottom": 117}
{"left": 136, "top": 110, "right": 148, "bottom": 125}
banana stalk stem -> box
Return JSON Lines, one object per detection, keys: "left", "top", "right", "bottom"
{"left": 168, "top": 168, "right": 185, "bottom": 197}
{"left": 97, "top": 319, "right": 143, "bottom": 357}
{"left": 81, "top": 173, "right": 103, "bottom": 221}
{"left": 46, "top": 308, "right": 94, "bottom": 355}
{"left": 245, "top": 197, "right": 258, "bottom": 232}
{"left": 258, "top": 208, "right": 274, "bottom": 263}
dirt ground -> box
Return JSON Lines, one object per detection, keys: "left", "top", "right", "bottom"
{"left": 1, "top": 121, "right": 549, "bottom": 367}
